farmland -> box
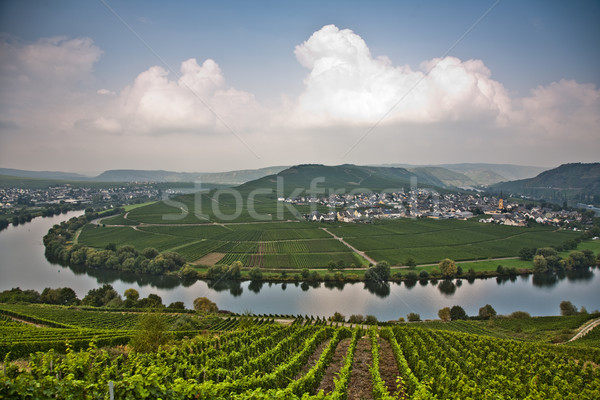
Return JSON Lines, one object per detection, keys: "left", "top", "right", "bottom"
{"left": 1, "top": 303, "right": 599, "bottom": 399}
{"left": 79, "top": 200, "right": 582, "bottom": 270}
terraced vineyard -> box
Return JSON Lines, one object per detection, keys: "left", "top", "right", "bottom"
{"left": 2, "top": 314, "right": 599, "bottom": 399}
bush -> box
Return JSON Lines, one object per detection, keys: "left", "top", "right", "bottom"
{"left": 407, "top": 312, "right": 421, "bottom": 322}
{"left": 365, "top": 315, "right": 378, "bottom": 325}
{"left": 510, "top": 311, "right": 531, "bottom": 319}
{"left": 130, "top": 313, "right": 170, "bottom": 353}
{"left": 419, "top": 270, "right": 429, "bottom": 279}
{"left": 193, "top": 297, "right": 218, "bottom": 313}
{"left": 439, "top": 259, "right": 457, "bottom": 278}
{"left": 330, "top": 312, "right": 345, "bottom": 322}
{"left": 348, "top": 314, "right": 364, "bottom": 324}
{"left": 249, "top": 266, "right": 263, "bottom": 280}
{"left": 518, "top": 247, "right": 534, "bottom": 261}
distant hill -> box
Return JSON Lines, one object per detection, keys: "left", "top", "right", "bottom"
{"left": 0, "top": 168, "right": 89, "bottom": 181}
{"left": 409, "top": 167, "right": 477, "bottom": 188}
{"left": 93, "top": 166, "right": 288, "bottom": 184}
{"left": 375, "top": 163, "right": 548, "bottom": 186}
{"left": 237, "top": 164, "right": 450, "bottom": 196}
{"left": 491, "top": 163, "right": 600, "bottom": 206}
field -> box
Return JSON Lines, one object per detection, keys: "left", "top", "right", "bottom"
{"left": 1, "top": 304, "right": 599, "bottom": 399}
{"left": 79, "top": 198, "right": 582, "bottom": 270}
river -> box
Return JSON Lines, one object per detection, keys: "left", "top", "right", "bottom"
{"left": 0, "top": 211, "right": 598, "bottom": 320}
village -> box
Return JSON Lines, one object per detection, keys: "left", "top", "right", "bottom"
{"left": 279, "top": 189, "right": 585, "bottom": 228}
{"left": 0, "top": 185, "right": 160, "bottom": 210}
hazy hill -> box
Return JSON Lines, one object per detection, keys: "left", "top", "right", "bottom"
{"left": 375, "top": 163, "right": 548, "bottom": 186}
{"left": 237, "top": 164, "right": 449, "bottom": 196}
{"left": 94, "top": 166, "right": 288, "bottom": 184}
{"left": 0, "top": 168, "right": 89, "bottom": 181}
{"left": 491, "top": 163, "right": 600, "bottom": 205}
{"left": 409, "top": 167, "right": 477, "bottom": 188}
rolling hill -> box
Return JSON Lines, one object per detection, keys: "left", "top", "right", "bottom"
{"left": 491, "top": 163, "right": 600, "bottom": 206}
{"left": 237, "top": 164, "right": 451, "bottom": 196}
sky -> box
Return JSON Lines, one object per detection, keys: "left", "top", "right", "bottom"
{"left": 0, "top": 0, "right": 599, "bottom": 174}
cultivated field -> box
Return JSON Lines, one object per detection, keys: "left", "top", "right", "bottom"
{"left": 80, "top": 200, "right": 580, "bottom": 268}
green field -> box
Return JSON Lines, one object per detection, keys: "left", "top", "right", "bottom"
{"left": 76, "top": 195, "right": 587, "bottom": 269}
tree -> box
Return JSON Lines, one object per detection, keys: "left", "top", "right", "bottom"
{"left": 450, "top": 305, "right": 468, "bottom": 320}
{"left": 478, "top": 304, "right": 497, "bottom": 319}
{"left": 405, "top": 257, "right": 416, "bottom": 268}
{"left": 82, "top": 284, "right": 121, "bottom": 307}
{"left": 327, "top": 261, "right": 337, "bottom": 272}
{"left": 142, "top": 247, "right": 159, "bottom": 259}
{"left": 138, "top": 293, "right": 163, "bottom": 309}
{"left": 348, "top": 314, "right": 364, "bottom": 324}
{"left": 438, "top": 258, "right": 457, "bottom": 278}
{"left": 518, "top": 247, "right": 534, "bottom": 261}
{"left": 167, "top": 301, "right": 185, "bottom": 310}
{"left": 560, "top": 300, "right": 578, "bottom": 316}
{"left": 365, "top": 315, "right": 378, "bottom": 325}
{"left": 129, "top": 313, "right": 169, "bottom": 353}
{"left": 365, "top": 261, "right": 390, "bottom": 282}
{"left": 330, "top": 312, "right": 345, "bottom": 322}
{"left": 124, "top": 288, "right": 139, "bottom": 302}
{"left": 533, "top": 255, "right": 549, "bottom": 273}
{"left": 249, "top": 266, "right": 263, "bottom": 280}
{"left": 438, "top": 307, "right": 451, "bottom": 322}
{"left": 193, "top": 297, "right": 218, "bottom": 313}
{"left": 407, "top": 312, "right": 421, "bottom": 322}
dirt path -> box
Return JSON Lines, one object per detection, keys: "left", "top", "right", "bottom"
{"left": 377, "top": 337, "right": 404, "bottom": 397}
{"left": 567, "top": 317, "right": 600, "bottom": 343}
{"left": 346, "top": 337, "right": 373, "bottom": 400}
{"left": 317, "top": 337, "right": 352, "bottom": 394}
{"left": 295, "top": 338, "right": 332, "bottom": 379}
{"left": 321, "top": 227, "right": 377, "bottom": 265}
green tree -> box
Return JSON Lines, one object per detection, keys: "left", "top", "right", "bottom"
{"left": 478, "top": 304, "right": 497, "bottom": 319}
{"left": 193, "top": 297, "right": 218, "bottom": 313}
{"left": 438, "top": 307, "right": 451, "bottom": 322}
{"left": 249, "top": 266, "right": 263, "bottom": 280}
{"left": 450, "top": 305, "right": 468, "bottom": 320}
{"left": 405, "top": 257, "right": 416, "bottom": 268}
{"left": 518, "top": 247, "right": 534, "bottom": 261}
{"left": 560, "top": 300, "right": 578, "bottom": 316}
{"left": 365, "top": 261, "right": 390, "bottom": 282}
{"left": 129, "top": 313, "right": 169, "bottom": 353}
{"left": 330, "top": 312, "right": 345, "bottom": 322}
{"left": 407, "top": 312, "right": 421, "bottom": 322}
{"left": 533, "top": 255, "right": 549, "bottom": 273}
{"left": 438, "top": 258, "right": 457, "bottom": 278}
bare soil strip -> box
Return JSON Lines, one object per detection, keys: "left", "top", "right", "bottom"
{"left": 294, "top": 338, "right": 332, "bottom": 380}
{"left": 346, "top": 337, "right": 374, "bottom": 400}
{"left": 377, "top": 337, "right": 404, "bottom": 398}
{"left": 316, "top": 337, "right": 352, "bottom": 394}
{"left": 194, "top": 252, "right": 225, "bottom": 266}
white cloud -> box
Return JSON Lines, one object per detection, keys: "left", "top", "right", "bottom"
{"left": 0, "top": 27, "right": 598, "bottom": 172}
{"left": 292, "top": 25, "right": 511, "bottom": 125}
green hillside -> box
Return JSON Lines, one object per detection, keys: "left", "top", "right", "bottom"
{"left": 238, "top": 164, "right": 447, "bottom": 196}
{"left": 492, "top": 163, "right": 600, "bottom": 206}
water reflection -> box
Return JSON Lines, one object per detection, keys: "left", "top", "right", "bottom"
{"left": 438, "top": 280, "right": 457, "bottom": 296}
{"left": 363, "top": 281, "right": 390, "bottom": 298}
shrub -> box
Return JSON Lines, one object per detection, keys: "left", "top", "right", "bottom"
{"left": 510, "top": 311, "right": 531, "bottom": 319}
{"left": 348, "top": 314, "right": 364, "bottom": 324}
{"left": 130, "top": 313, "right": 169, "bottom": 353}
{"left": 407, "top": 312, "right": 421, "bottom": 322}
{"left": 330, "top": 312, "right": 345, "bottom": 322}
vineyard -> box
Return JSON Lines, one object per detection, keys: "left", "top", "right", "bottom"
{"left": 1, "top": 306, "right": 600, "bottom": 398}
{"left": 80, "top": 208, "right": 581, "bottom": 269}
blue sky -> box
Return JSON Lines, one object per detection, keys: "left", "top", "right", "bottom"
{"left": 0, "top": 0, "right": 598, "bottom": 172}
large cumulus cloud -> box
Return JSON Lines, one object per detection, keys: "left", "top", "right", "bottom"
{"left": 293, "top": 25, "right": 511, "bottom": 124}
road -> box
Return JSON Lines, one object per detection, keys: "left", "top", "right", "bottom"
{"left": 567, "top": 317, "right": 600, "bottom": 343}
{"left": 320, "top": 227, "right": 377, "bottom": 265}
